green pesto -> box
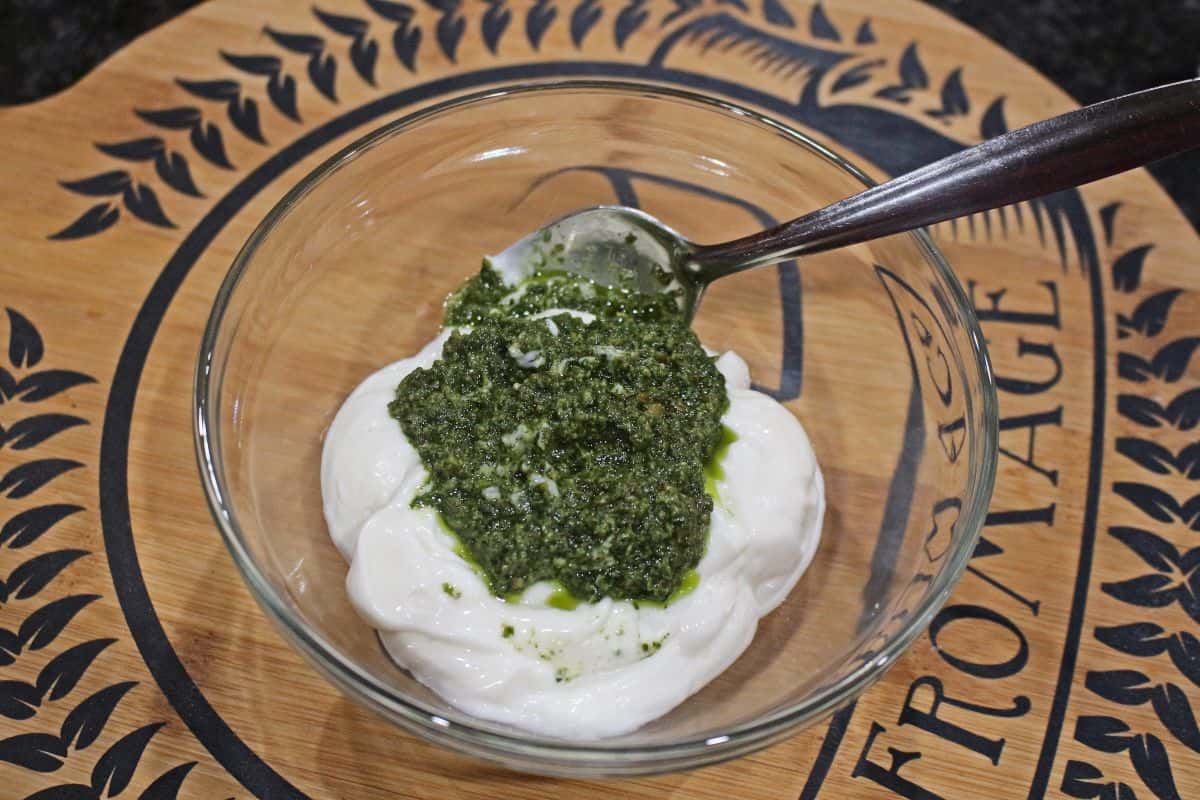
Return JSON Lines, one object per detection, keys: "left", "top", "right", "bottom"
{"left": 443, "top": 262, "right": 680, "bottom": 327}
{"left": 531, "top": 568, "right": 700, "bottom": 613}
{"left": 392, "top": 262, "right": 728, "bottom": 603}
{"left": 704, "top": 426, "right": 738, "bottom": 502}
{"left": 670, "top": 569, "right": 701, "bottom": 602}
{"left": 441, "top": 582, "right": 461, "bottom": 599}
{"left": 501, "top": 624, "right": 515, "bottom": 638}
{"left": 704, "top": 427, "right": 739, "bottom": 484}
{"left": 546, "top": 587, "right": 581, "bottom": 611}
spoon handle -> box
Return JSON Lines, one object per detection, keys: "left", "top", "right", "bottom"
{"left": 692, "top": 78, "right": 1200, "bottom": 278}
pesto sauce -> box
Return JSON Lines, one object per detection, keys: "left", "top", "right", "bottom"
{"left": 391, "top": 262, "right": 728, "bottom": 603}
{"left": 444, "top": 262, "right": 681, "bottom": 326}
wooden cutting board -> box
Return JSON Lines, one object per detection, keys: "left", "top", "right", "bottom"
{"left": 0, "top": 0, "right": 1196, "bottom": 797}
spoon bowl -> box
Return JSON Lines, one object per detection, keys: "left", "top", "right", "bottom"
{"left": 488, "top": 205, "right": 704, "bottom": 317}
{"left": 493, "top": 78, "right": 1200, "bottom": 320}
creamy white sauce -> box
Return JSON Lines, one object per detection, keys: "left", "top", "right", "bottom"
{"left": 322, "top": 317, "right": 825, "bottom": 739}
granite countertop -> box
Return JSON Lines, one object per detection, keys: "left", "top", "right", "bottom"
{"left": 2, "top": 0, "right": 1197, "bottom": 228}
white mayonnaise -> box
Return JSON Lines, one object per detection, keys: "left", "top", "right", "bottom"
{"left": 321, "top": 320, "right": 824, "bottom": 739}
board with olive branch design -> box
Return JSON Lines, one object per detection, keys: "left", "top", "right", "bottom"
{"left": 0, "top": 0, "right": 1197, "bottom": 797}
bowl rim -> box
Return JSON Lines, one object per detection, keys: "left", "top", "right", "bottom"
{"left": 193, "top": 78, "right": 998, "bottom": 772}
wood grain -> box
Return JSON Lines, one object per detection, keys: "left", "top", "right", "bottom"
{"left": 0, "top": 0, "right": 1196, "bottom": 798}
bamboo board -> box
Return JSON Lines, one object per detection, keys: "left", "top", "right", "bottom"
{"left": 0, "top": 0, "right": 1197, "bottom": 797}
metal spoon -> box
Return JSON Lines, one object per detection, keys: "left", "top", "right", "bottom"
{"left": 491, "top": 78, "right": 1200, "bottom": 319}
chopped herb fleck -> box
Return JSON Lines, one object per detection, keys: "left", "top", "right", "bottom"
{"left": 640, "top": 634, "right": 669, "bottom": 656}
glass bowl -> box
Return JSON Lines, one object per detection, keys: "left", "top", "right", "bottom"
{"left": 194, "top": 81, "right": 997, "bottom": 776}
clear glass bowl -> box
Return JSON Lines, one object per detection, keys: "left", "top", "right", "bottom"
{"left": 194, "top": 81, "right": 997, "bottom": 776}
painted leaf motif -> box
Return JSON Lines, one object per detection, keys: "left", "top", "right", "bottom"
{"left": 19, "top": 595, "right": 100, "bottom": 651}
{"left": 613, "top": 0, "right": 647, "bottom": 49}
{"left": 60, "top": 172, "right": 130, "bottom": 197}
{"left": 761, "top": 0, "right": 794, "bottom": 28}
{"left": 569, "top": 0, "right": 602, "bottom": 47}
{"left": 1154, "top": 338, "right": 1200, "bottom": 382}
{"left": 980, "top": 96, "right": 1009, "bottom": 138}
{"left": 0, "top": 505, "right": 84, "bottom": 549}
{"left": 227, "top": 97, "right": 265, "bottom": 144}
{"left": 220, "top": 51, "right": 282, "bottom": 75}
{"left": 1177, "top": 442, "right": 1200, "bottom": 478}
{"left": 267, "top": 73, "right": 301, "bottom": 121}
{"left": 1102, "top": 573, "right": 1177, "bottom": 608}
{"left": 1157, "top": 388, "right": 1200, "bottom": 430}
{"left": 927, "top": 67, "right": 969, "bottom": 119}
{"left": 366, "top": 0, "right": 415, "bottom": 22}
{"left": 266, "top": 28, "right": 326, "bottom": 54}
{"left": 1118, "top": 388, "right": 1200, "bottom": 431}
{"left": 1118, "top": 289, "right": 1183, "bottom": 338}
{"left": 1061, "top": 760, "right": 1105, "bottom": 799}
{"left": 1112, "top": 482, "right": 1181, "bottom": 523}
{"left": 1095, "top": 622, "right": 1169, "bottom": 657}
{"left": 2, "top": 414, "right": 88, "bottom": 450}
{"left": 91, "top": 723, "right": 163, "bottom": 797}
{"left": 897, "top": 42, "right": 928, "bottom": 87}
{"left": 436, "top": 8, "right": 466, "bottom": 61}
{"left": 393, "top": 23, "right": 422, "bottom": 70}
{"left": 1075, "top": 715, "right": 1133, "bottom": 754}
{"left": 37, "top": 639, "right": 116, "bottom": 702}
{"left": 12, "top": 370, "right": 97, "bottom": 403}
{"left": 49, "top": 203, "right": 120, "bottom": 241}
{"left": 1108, "top": 527, "right": 1179, "bottom": 571}
{"left": 135, "top": 107, "right": 200, "bottom": 129}
{"left": 808, "top": 3, "right": 839, "bottom": 41}
{"left": 189, "top": 121, "right": 233, "bottom": 169}
{"left": 1169, "top": 632, "right": 1200, "bottom": 686}
{"left": 1150, "top": 683, "right": 1200, "bottom": 751}
{"left": 314, "top": 7, "right": 369, "bottom": 36}
{"left": 1116, "top": 438, "right": 1175, "bottom": 475}
{"left": 176, "top": 78, "right": 241, "bottom": 101}
{"left": 525, "top": 0, "right": 557, "bottom": 49}
{"left": 153, "top": 151, "right": 203, "bottom": 197}
{"left": 0, "top": 680, "right": 41, "bottom": 720}
{"left": 308, "top": 53, "right": 338, "bottom": 101}
{"left": 1086, "top": 669, "right": 1154, "bottom": 705}
{"left": 1100, "top": 201, "right": 1122, "bottom": 245}
{"left": 854, "top": 19, "right": 875, "bottom": 44}
{"left": 830, "top": 59, "right": 883, "bottom": 93}
{"left": 121, "top": 184, "right": 174, "bottom": 228}
{"left": 95, "top": 138, "right": 162, "bottom": 161}
{"left": 349, "top": 37, "right": 379, "bottom": 85}
{"left": 1119, "top": 353, "right": 1154, "bottom": 382}
{"left": 483, "top": 0, "right": 512, "bottom": 53}
{"left": 0, "top": 627, "right": 20, "bottom": 665}
{"left": 60, "top": 682, "right": 137, "bottom": 751}
{"left": 1112, "top": 244, "right": 1154, "bottom": 293}
{"left": 7, "top": 550, "right": 88, "bottom": 601}
{"left": 6, "top": 310, "right": 43, "bottom": 369}
{"left": 0, "top": 460, "right": 85, "bottom": 499}
{"left": 1128, "top": 734, "right": 1180, "bottom": 800}
{"left": 136, "top": 762, "right": 197, "bottom": 800}
{"left": 0, "top": 733, "right": 66, "bottom": 772}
